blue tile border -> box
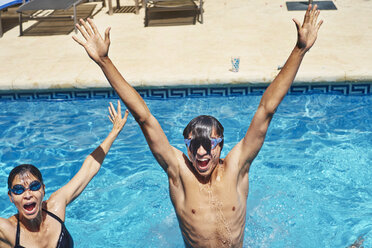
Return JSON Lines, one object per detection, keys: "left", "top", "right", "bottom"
{"left": 0, "top": 82, "right": 371, "bottom": 101}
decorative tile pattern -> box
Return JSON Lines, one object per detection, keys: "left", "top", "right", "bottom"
{"left": 0, "top": 83, "right": 371, "bottom": 101}
{"left": 290, "top": 85, "right": 310, "bottom": 94}
{"left": 169, "top": 88, "right": 188, "bottom": 98}
{"left": 331, "top": 85, "right": 349, "bottom": 94}
{"left": 229, "top": 87, "right": 248, "bottom": 96}
{"left": 209, "top": 87, "right": 228, "bottom": 97}
{"left": 351, "top": 84, "right": 370, "bottom": 94}
{"left": 189, "top": 88, "right": 209, "bottom": 97}
{"left": 250, "top": 86, "right": 268, "bottom": 94}
{"left": 309, "top": 85, "right": 329, "bottom": 93}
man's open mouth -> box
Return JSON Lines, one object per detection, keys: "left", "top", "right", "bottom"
{"left": 23, "top": 203, "right": 36, "bottom": 213}
{"left": 196, "top": 158, "right": 210, "bottom": 172}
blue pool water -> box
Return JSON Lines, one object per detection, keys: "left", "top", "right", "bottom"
{"left": 0, "top": 93, "right": 371, "bottom": 247}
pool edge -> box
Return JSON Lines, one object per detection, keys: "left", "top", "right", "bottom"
{"left": 0, "top": 82, "right": 371, "bottom": 101}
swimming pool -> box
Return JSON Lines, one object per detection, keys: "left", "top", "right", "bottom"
{"left": 0, "top": 90, "right": 371, "bottom": 247}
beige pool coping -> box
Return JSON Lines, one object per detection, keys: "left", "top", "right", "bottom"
{"left": 0, "top": 0, "right": 371, "bottom": 91}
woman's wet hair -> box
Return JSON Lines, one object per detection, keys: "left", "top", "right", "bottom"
{"left": 183, "top": 115, "right": 224, "bottom": 156}
{"left": 8, "top": 164, "right": 43, "bottom": 190}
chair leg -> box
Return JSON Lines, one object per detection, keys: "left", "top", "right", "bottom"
{"left": 108, "top": 0, "right": 113, "bottom": 15}
{"left": 144, "top": 6, "right": 148, "bottom": 26}
{"left": 0, "top": 12, "right": 3, "bottom": 38}
{"left": 19, "top": 12, "right": 23, "bottom": 36}
{"left": 73, "top": 3, "right": 77, "bottom": 33}
{"left": 135, "top": 0, "right": 139, "bottom": 14}
{"left": 199, "top": 0, "right": 203, "bottom": 24}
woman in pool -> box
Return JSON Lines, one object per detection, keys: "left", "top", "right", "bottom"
{"left": 0, "top": 101, "right": 128, "bottom": 248}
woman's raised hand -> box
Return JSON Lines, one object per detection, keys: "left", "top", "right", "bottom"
{"left": 108, "top": 100, "right": 129, "bottom": 134}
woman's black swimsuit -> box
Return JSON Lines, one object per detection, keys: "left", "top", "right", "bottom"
{"left": 14, "top": 209, "right": 73, "bottom": 248}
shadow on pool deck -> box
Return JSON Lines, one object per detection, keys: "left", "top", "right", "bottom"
{"left": 20, "top": 4, "right": 98, "bottom": 36}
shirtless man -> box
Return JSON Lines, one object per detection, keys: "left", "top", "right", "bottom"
{"left": 73, "top": 4, "right": 322, "bottom": 247}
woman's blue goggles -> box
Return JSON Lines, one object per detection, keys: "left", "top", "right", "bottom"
{"left": 184, "top": 137, "right": 223, "bottom": 150}
{"left": 9, "top": 180, "right": 42, "bottom": 195}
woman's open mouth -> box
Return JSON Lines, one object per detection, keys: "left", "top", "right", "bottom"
{"left": 23, "top": 203, "right": 37, "bottom": 214}
{"left": 196, "top": 158, "right": 210, "bottom": 172}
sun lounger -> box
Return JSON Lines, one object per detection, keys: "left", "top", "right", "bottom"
{"left": 0, "top": 0, "right": 23, "bottom": 10}
{"left": 107, "top": 0, "right": 140, "bottom": 15}
{"left": 0, "top": 0, "right": 24, "bottom": 37}
{"left": 17, "top": 0, "right": 101, "bottom": 36}
{"left": 144, "top": 0, "right": 203, "bottom": 27}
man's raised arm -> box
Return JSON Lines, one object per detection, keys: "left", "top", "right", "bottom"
{"left": 72, "top": 19, "right": 179, "bottom": 175}
{"left": 229, "top": 4, "right": 323, "bottom": 172}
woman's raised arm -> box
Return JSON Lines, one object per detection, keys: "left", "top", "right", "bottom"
{"left": 47, "top": 101, "right": 128, "bottom": 219}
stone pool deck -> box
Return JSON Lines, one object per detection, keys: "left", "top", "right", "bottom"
{"left": 0, "top": 0, "right": 371, "bottom": 91}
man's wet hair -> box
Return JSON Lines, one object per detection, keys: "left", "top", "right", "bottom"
{"left": 8, "top": 164, "right": 43, "bottom": 190}
{"left": 183, "top": 115, "right": 224, "bottom": 156}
